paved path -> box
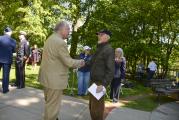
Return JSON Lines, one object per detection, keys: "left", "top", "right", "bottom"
{"left": 0, "top": 86, "right": 91, "bottom": 120}
{"left": 106, "top": 108, "right": 151, "bottom": 120}
{"left": 105, "top": 101, "right": 179, "bottom": 120}
{"left": 0, "top": 84, "right": 178, "bottom": 120}
{"left": 150, "top": 101, "right": 179, "bottom": 120}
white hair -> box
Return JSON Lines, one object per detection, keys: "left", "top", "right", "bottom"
{"left": 116, "top": 48, "right": 124, "bottom": 57}
{"left": 54, "top": 21, "right": 69, "bottom": 32}
{"left": 4, "top": 31, "right": 12, "bottom": 36}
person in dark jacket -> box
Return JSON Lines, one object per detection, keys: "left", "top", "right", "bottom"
{"left": 136, "top": 61, "right": 145, "bottom": 81}
{"left": 77, "top": 46, "right": 92, "bottom": 96}
{"left": 15, "top": 31, "right": 30, "bottom": 89}
{"left": 0, "top": 27, "right": 16, "bottom": 93}
{"left": 88, "top": 30, "right": 115, "bottom": 120}
{"left": 31, "top": 44, "right": 40, "bottom": 71}
{"left": 110, "top": 48, "right": 126, "bottom": 103}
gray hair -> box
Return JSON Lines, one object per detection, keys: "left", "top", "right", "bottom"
{"left": 54, "top": 21, "right": 69, "bottom": 32}
{"left": 116, "top": 48, "right": 124, "bottom": 57}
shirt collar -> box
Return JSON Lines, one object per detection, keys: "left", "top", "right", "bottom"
{"left": 97, "top": 42, "right": 109, "bottom": 48}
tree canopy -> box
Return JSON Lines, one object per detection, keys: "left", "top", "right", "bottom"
{"left": 1, "top": 0, "right": 179, "bottom": 77}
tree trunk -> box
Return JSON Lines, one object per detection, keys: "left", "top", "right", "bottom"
{"left": 163, "top": 46, "right": 173, "bottom": 78}
{"left": 70, "top": 31, "right": 79, "bottom": 58}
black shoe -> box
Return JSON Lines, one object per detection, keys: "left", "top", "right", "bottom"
{"left": 3, "top": 90, "right": 9, "bottom": 94}
{"left": 56, "top": 118, "right": 58, "bottom": 120}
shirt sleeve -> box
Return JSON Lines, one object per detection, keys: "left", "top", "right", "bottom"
{"left": 120, "top": 59, "right": 126, "bottom": 79}
{"left": 12, "top": 40, "right": 16, "bottom": 53}
{"left": 24, "top": 41, "right": 30, "bottom": 57}
{"left": 57, "top": 42, "right": 82, "bottom": 68}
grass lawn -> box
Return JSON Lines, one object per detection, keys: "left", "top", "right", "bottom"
{"left": 123, "top": 95, "right": 177, "bottom": 111}
{"left": 112, "top": 82, "right": 152, "bottom": 98}
{"left": 3, "top": 65, "right": 43, "bottom": 89}
{"left": 1, "top": 65, "right": 151, "bottom": 98}
{"left": 0, "top": 65, "right": 177, "bottom": 112}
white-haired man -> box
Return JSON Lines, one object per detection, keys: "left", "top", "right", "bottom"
{"left": 89, "top": 29, "right": 115, "bottom": 120}
{"left": 38, "top": 21, "right": 85, "bottom": 120}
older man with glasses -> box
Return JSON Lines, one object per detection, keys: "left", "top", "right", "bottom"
{"left": 88, "top": 29, "right": 115, "bottom": 120}
{"left": 39, "top": 21, "right": 85, "bottom": 120}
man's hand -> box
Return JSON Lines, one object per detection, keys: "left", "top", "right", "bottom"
{"left": 96, "top": 85, "right": 103, "bottom": 93}
{"left": 73, "top": 69, "right": 78, "bottom": 73}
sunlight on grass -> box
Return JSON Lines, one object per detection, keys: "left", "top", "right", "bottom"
{"left": 123, "top": 95, "right": 176, "bottom": 111}
{"left": 25, "top": 65, "right": 42, "bottom": 89}
{"left": 0, "top": 65, "right": 42, "bottom": 89}
{"left": 121, "top": 84, "right": 152, "bottom": 98}
{"left": 105, "top": 81, "right": 152, "bottom": 99}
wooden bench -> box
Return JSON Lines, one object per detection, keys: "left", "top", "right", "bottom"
{"left": 150, "top": 79, "right": 179, "bottom": 103}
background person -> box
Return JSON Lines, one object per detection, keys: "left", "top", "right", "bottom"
{"left": 31, "top": 44, "right": 40, "bottom": 71}
{"left": 88, "top": 29, "right": 115, "bottom": 120}
{"left": 38, "top": 21, "right": 85, "bottom": 120}
{"left": 77, "top": 45, "right": 92, "bottom": 96}
{"left": 146, "top": 59, "right": 157, "bottom": 87}
{"left": 110, "top": 48, "right": 126, "bottom": 103}
{"left": 15, "top": 31, "right": 30, "bottom": 89}
{"left": 136, "top": 61, "right": 145, "bottom": 81}
{"left": 0, "top": 27, "right": 16, "bottom": 93}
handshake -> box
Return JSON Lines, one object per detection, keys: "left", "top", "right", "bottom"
{"left": 73, "top": 59, "right": 86, "bottom": 71}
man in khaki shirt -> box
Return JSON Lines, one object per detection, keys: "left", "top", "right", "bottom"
{"left": 38, "top": 21, "right": 85, "bottom": 120}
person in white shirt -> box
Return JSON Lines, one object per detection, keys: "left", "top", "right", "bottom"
{"left": 148, "top": 61, "right": 157, "bottom": 72}
{"left": 146, "top": 60, "right": 157, "bottom": 86}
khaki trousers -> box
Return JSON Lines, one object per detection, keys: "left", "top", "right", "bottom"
{"left": 44, "top": 87, "right": 62, "bottom": 120}
{"left": 89, "top": 93, "right": 105, "bottom": 120}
